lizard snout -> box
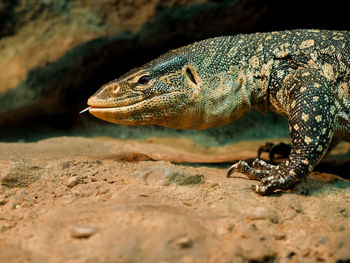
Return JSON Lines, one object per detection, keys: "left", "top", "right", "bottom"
{"left": 99, "top": 82, "right": 121, "bottom": 96}
{"left": 88, "top": 82, "right": 121, "bottom": 107}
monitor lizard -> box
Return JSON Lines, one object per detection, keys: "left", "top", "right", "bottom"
{"left": 84, "top": 29, "right": 350, "bottom": 195}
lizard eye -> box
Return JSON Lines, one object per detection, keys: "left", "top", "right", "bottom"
{"left": 137, "top": 75, "right": 150, "bottom": 85}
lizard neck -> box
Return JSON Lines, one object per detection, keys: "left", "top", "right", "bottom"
{"left": 229, "top": 33, "right": 272, "bottom": 116}
{"left": 190, "top": 34, "right": 271, "bottom": 129}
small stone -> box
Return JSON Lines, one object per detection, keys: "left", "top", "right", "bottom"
{"left": 166, "top": 172, "right": 205, "bottom": 186}
{"left": 59, "top": 195, "right": 77, "bottom": 204}
{"left": 170, "top": 236, "right": 193, "bottom": 249}
{"left": 289, "top": 201, "right": 303, "bottom": 213}
{"left": 246, "top": 206, "right": 281, "bottom": 224}
{"left": 65, "top": 176, "right": 82, "bottom": 188}
{"left": 0, "top": 195, "right": 7, "bottom": 205}
{"left": 25, "top": 211, "right": 37, "bottom": 220}
{"left": 71, "top": 184, "right": 93, "bottom": 197}
{"left": 215, "top": 225, "right": 229, "bottom": 236}
{"left": 16, "top": 189, "right": 31, "bottom": 202}
{"left": 95, "top": 185, "right": 110, "bottom": 196}
{"left": 227, "top": 223, "right": 235, "bottom": 232}
{"left": 274, "top": 234, "right": 286, "bottom": 240}
{"left": 336, "top": 207, "right": 350, "bottom": 218}
{"left": 336, "top": 224, "right": 346, "bottom": 231}
{"left": 4, "top": 189, "right": 16, "bottom": 198}
{"left": 61, "top": 162, "right": 71, "bottom": 169}
{"left": 134, "top": 165, "right": 171, "bottom": 185}
{"left": 181, "top": 200, "right": 192, "bottom": 206}
{"left": 53, "top": 187, "right": 67, "bottom": 198}
{"left": 0, "top": 161, "right": 11, "bottom": 178}
{"left": 10, "top": 201, "right": 18, "bottom": 209}
{"left": 317, "top": 236, "right": 329, "bottom": 244}
{"left": 300, "top": 248, "right": 310, "bottom": 257}
{"left": 71, "top": 225, "right": 99, "bottom": 239}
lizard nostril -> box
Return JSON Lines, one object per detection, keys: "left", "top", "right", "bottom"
{"left": 110, "top": 84, "right": 120, "bottom": 95}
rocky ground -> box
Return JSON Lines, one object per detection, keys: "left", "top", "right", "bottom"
{"left": 0, "top": 137, "right": 349, "bottom": 263}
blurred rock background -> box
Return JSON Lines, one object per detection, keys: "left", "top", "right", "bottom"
{"left": 0, "top": 0, "right": 348, "bottom": 143}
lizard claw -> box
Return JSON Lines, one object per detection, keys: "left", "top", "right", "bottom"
{"left": 227, "top": 161, "right": 251, "bottom": 178}
{"left": 227, "top": 162, "right": 239, "bottom": 178}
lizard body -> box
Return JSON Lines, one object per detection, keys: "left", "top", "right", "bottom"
{"left": 87, "top": 29, "right": 350, "bottom": 195}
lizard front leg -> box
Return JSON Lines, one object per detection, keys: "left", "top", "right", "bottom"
{"left": 228, "top": 69, "right": 337, "bottom": 195}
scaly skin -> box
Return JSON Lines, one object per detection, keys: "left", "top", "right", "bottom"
{"left": 87, "top": 29, "right": 350, "bottom": 195}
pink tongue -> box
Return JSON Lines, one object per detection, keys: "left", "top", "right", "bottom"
{"left": 79, "top": 107, "right": 90, "bottom": 114}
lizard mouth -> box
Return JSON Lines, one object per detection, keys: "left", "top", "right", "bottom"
{"left": 82, "top": 92, "right": 184, "bottom": 125}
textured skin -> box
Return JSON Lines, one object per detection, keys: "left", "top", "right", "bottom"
{"left": 87, "top": 29, "right": 350, "bottom": 195}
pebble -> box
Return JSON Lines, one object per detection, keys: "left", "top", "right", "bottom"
{"left": 289, "top": 201, "right": 303, "bottom": 213}
{"left": 0, "top": 195, "right": 7, "bottom": 205}
{"left": 336, "top": 207, "right": 350, "bottom": 218}
{"left": 70, "top": 225, "right": 99, "bottom": 239}
{"left": 170, "top": 236, "right": 193, "bottom": 249}
{"left": 317, "top": 236, "right": 329, "bottom": 244}
{"left": 71, "top": 184, "right": 93, "bottom": 197}
{"left": 65, "top": 176, "right": 82, "bottom": 188}
{"left": 25, "top": 211, "right": 37, "bottom": 220}
{"left": 61, "top": 162, "right": 71, "bottom": 169}
{"left": 53, "top": 187, "right": 67, "bottom": 198}
{"left": 215, "top": 225, "right": 229, "bottom": 236}
{"left": 59, "top": 195, "right": 77, "bottom": 204}
{"left": 274, "top": 234, "right": 286, "bottom": 240}
{"left": 246, "top": 206, "right": 280, "bottom": 224}
{"left": 4, "top": 189, "right": 16, "bottom": 198}
{"left": 134, "top": 166, "right": 167, "bottom": 185}
{"left": 0, "top": 160, "right": 11, "bottom": 178}
{"left": 16, "top": 189, "right": 31, "bottom": 202}
{"left": 95, "top": 185, "right": 110, "bottom": 196}
{"left": 300, "top": 248, "right": 310, "bottom": 257}
{"left": 336, "top": 224, "right": 346, "bottom": 231}
{"left": 181, "top": 200, "right": 192, "bottom": 206}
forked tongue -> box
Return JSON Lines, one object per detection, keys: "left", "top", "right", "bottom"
{"left": 79, "top": 107, "right": 91, "bottom": 114}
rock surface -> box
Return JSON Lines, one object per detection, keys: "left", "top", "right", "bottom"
{"left": 0, "top": 137, "right": 349, "bottom": 262}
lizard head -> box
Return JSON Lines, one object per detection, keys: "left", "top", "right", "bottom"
{"left": 86, "top": 37, "right": 256, "bottom": 129}
{"left": 87, "top": 49, "right": 205, "bottom": 129}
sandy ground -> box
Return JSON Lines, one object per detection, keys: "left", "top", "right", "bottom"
{"left": 0, "top": 137, "right": 349, "bottom": 263}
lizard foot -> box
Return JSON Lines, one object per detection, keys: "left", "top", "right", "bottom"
{"left": 257, "top": 142, "right": 292, "bottom": 161}
{"left": 251, "top": 171, "right": 296, "bottom": 195}
{"left": 227, "top": 159, "right": 296, "bottom": 195}
{"left": 227, "top": 159, "right": 276, "bottom": 180}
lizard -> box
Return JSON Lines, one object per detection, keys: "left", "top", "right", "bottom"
{"left": 84, "top": 29, "right": 350, "bottom": 195}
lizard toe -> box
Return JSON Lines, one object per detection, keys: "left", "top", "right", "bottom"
{"left": 227, "top": 160, "right": 249, "bottom": 178}
{"left": 251, "top": 183, "right": 275, "bottom": 195}
{"left": 252, "top": 159, "right": 276, "bottom": 170}
{"left": 227, "top": 160, "right": 271, "bottom": 181}
{"left": 254, "top": 173, "right": 297, "bottom": 195}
